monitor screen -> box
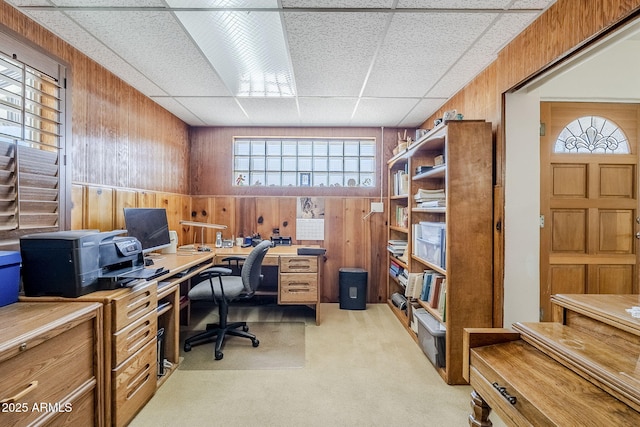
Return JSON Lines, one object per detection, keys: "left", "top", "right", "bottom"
{"left": 123, "top": 208, "right": 171, "bottom": 254}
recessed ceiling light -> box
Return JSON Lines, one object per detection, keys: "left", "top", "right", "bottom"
{"left": 169, "top": 0, "right": 296, "bottom": 97}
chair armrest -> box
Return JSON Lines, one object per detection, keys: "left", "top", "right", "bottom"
{"left": 221, "top": 256, "right": 246, "bottom": 262}
{"left": 200, "top": 267, "right": 233, "bottom": 277}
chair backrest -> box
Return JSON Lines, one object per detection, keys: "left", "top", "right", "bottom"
{"left": 241, "top": 240, "right": 272, "bottom": 294}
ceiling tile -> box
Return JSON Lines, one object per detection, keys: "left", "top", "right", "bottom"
{"left": 17, "top": 9, "right": 167, "bottom": 96}
{"left": 64, "top": 10, "right": 230, "bottom": 96}
{"left": 236, "top": 97, "right": 301, "bottom": 125}
{"left": 397, "top": 0, "right": 512, "bottom": 8}
{"left": 427, "top": 11, "right": 539, "bottom": 97}
{"left": 351, "top": 97, "right": 422, "bottom": 127}
{"left": 284, "top": 11, "right": 388, "bottom": 97}
{"left": 150, "top": 97, "right": 207, "bottom": 126}
{"left": 363, "top": 12, "right": 496, "bottom": 98}
{"left": 283, "top": 0, "right": 395, "bottom": 7}
{"left": 298, "top": 97, "right": 359, "bottom": 126}
{"left": 398, "top": 98, "right": 448, "bottom": 128}
{"left": 176, "top": 97, "right": 249, "bottom": 126}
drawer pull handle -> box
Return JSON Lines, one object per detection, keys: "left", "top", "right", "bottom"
{"left": 492, "top": 382, "right": 517, "bottom": 405}
{"left": 1, "top": 380, "right": 39, "bottom": 404}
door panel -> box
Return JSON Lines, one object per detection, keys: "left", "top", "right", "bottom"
{"left": 540, "top": 102, "right": 639, "bottom": 321}
{"left": 594, "top": 265, "right": 633, "bottom": 294}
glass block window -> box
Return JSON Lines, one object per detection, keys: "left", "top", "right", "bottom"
{"left": 233, "top": 137, "right": 376, "bottom": 187}
{"left": 554, "top": 116, "right": 629, "bottom": 154}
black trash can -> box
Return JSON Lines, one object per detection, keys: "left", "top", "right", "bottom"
{"left": 339, "top": 268, "right": 367, "bottom": 310}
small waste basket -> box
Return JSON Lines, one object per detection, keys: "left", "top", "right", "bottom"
{"left": 339, "top": 268, "right": 367, "bottom": 310}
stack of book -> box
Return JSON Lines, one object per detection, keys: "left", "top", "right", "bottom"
{"left": 387, "top": 239, "right": 407, "bottom": 258}
{"left": 414, "top": 188, "right": 445, "bottom": 208}
{"left": 389, "top": 259, "right": 404, "bottom": 279}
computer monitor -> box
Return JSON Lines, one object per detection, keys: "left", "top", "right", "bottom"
{"left": 123, "top": 208, "right": 171, "bottom": 254}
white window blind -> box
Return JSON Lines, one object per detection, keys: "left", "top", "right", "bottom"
{"left": 0, "top": 49, "right": 63, "bottom": 236}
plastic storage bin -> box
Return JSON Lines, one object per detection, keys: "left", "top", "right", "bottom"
{"left": 415, "top": 310, "right": 446, "bottom": 368}
{"left": 0, "top": 251, "right": 21, "bottom": 307}
{"left": 415, "top": 222, "right": 445, "bottom": 268}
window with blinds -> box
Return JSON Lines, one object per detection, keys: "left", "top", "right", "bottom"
{"left": 0, "top": 45, "right": 65, "bottom": 240}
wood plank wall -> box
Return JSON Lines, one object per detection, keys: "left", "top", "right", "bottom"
{"left": 188, "top": 126, "right": 401, "bottom": 303}
{"left": 419, "top": 0, "right": 640, "bottom": 325}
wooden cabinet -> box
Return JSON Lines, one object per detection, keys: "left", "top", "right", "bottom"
{"left": 0, "top": 302, "right": 103, "bottom": 426}
{"left": 278, "top": 255, "right": 318, "bottom": 304}
{"left": 386, "top": 120, "right": 493, "bottom": 384}
{"left": 20, "top": 251, "right": 215, "bottom": 426}
{"left": 465, "top": 294, "right": 640, "bottom": 425}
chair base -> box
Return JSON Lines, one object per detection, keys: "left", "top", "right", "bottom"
{"left": 183, "top": 320, "right": 260, "bottom": 360}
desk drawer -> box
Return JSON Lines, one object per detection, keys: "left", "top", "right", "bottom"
{"left": 279, "top": 273, "right": 318, "bottom": 303}
{"left": 112, "top": 281, "right": 157, "bottom": 331}
{"left": 113, "top": 309, "right": 158, "bottom": 367}
{"left": 0, "top": 321, "right": 95, "bottom": 426}
{"left": 112, "top": 337, "right": 157, "bottom": 427}
{"left": 280, "top": 256, "right": 317, "bottom": 273}
{"left": 47, "top": 383, "right": 95, "bottom": 426}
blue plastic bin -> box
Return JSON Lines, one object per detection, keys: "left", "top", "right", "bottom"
{"left": 0, "top": 251, "right": 21, "bottom": 307}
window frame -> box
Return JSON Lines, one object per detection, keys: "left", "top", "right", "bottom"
{"left": 0, "top": 29, "right": 70, "bottom": 246}
{"left": 232, "top": 136, "right": 377, "bottom": 189}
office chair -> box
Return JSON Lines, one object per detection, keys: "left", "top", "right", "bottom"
{"left": 183, "top": 240, "right": 271, "bottom": 360}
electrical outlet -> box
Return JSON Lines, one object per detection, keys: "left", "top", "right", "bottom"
{"left": 371, "top": 202, "right": 384, "bottom": 213}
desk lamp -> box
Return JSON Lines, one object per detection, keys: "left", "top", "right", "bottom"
{"left": 179, "top": 220, "right": 227, "bottom": 251}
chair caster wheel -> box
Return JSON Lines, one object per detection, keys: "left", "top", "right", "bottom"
{"left": 215, "top": 351, "right": 223, "bottom": 360}
{"left": 184, "top": 344, "right": 191, "bottom": 352}
{"left": 252, "top": 339, "right": 259, "bottom": 347}
{"left": 242, "top": 325, "right": 249, "bottom": 332}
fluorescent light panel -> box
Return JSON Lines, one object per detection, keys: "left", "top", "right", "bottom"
{"left": 169, "top": 0, "right": 296, "bottom": 97}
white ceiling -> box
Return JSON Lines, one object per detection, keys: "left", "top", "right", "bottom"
{"left": 6, "top": 0, "right": 556, "bottom": 127}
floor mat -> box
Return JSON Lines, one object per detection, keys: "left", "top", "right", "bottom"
{"left": 178, "top": 322, "right": 305, "bottom": 370}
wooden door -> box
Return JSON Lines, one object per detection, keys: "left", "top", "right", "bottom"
{"left": 540, "top": 102, "right": 639, "bottom": 321}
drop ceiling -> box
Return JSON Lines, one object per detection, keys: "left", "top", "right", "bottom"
{"left": 6, "top": 0, "right": 556, "bottom": 127}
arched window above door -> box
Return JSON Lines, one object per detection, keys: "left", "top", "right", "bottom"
{"left": 554, "top": 116, "right": 629, "bottom": 154}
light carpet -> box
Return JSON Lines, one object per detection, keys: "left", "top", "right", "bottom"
{"left": 179, "top": 322, "right": 305, "bottom": 370}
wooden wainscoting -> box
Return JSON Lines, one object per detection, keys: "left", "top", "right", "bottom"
{"left": 72, "top": 186, "right": 388, "bottom": 304}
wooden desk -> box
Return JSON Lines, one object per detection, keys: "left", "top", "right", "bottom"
{"left": 18, "top": 245, "right": 323, "bottom": 425}
{"left": 20, "top": 251, "right": 215, "bottom": 427}
{"left": 186, "top": 244, "right": 324, "bottom": 325}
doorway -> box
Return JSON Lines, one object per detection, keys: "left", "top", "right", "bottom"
{"left": 539, "top": 102, "right": 639, "bottom": 321}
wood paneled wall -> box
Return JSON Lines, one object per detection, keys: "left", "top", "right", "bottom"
{"left": 189, "top": 195, "right": 388, "bottom": 303}
{"left": 188, "top": 126, "right": 401, "bottom": 303}
{"left": 0, "top": 1, "right": 190, "bottom": 195}
{"left": 189, "top": 126, "right": 391, "bottom": 197}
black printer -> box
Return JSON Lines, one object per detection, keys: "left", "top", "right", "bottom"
{"left": 20, "top": 229, "right": 145, "bottom": 297}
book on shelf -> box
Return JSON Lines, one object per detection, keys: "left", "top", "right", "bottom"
{"left": 437, "top": 279, "right": 446, "bottom": 315}
{"left": 414, "top": 188, "right": 445, "bottom": 201}
{"left": 420, "top": 270, "right": 439, "bottom": 302}
{"left": 387, "top": 239, "right": 407, "bottom": 256}
{"left": 394, "top": 206, "right": 408, "bottom": 228}
{"left": 393, "top": 166, "right": 409, "bottom": 196}
{"left": 389, "top": 260, "right": 403, "bottom": 278}
{"left": 417, "top": 199, "right": 446, "bottom": 208}
{"left": 405, "top": 272, "right": 424, "bottom": 300}
{"left": 428, "top": 275, "right": 445, "bottom": 309}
